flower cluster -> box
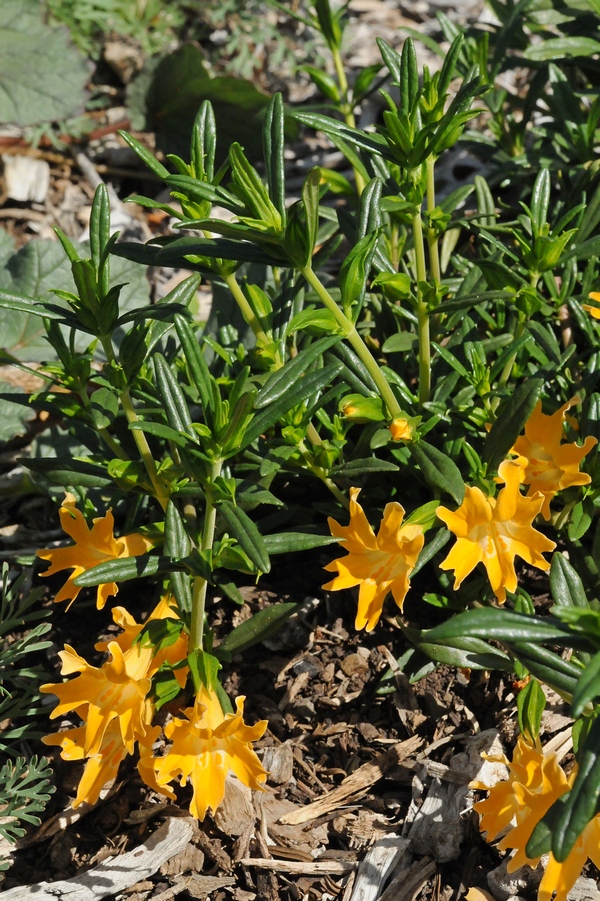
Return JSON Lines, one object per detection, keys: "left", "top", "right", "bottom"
{"left": 325, "top": 400, "right": 594, "bottom": 618}
{"left": 39, "top": 496, "right": 268, "bottom": 818}
{"left": 472, "top": 737, "right": 600, "bottom": 901}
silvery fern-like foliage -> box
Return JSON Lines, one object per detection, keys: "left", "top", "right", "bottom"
{"left": 0, "top": 565, "right": 55, "bottom": 871}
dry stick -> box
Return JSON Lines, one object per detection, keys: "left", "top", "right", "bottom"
{"left": 239, "top": 859, "right": 357, "bottom": 875}
{"left": 278, "top": 735, "right": 423, "bottom": 826}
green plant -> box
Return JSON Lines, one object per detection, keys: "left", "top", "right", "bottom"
{"left": 3, "top": 2, "right": 600, "bottom": 893}
{"left": 0, "top": 565, "right": 54, "bottom": 871}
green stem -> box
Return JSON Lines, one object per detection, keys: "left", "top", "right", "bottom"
{"left": 189, "top": 459, "right": 222, "bottom": 653}
{"left": 223, "top": 271, "right": 273, "bottom": 349}
{"left": 120, "top": 389, "right": 169, "bottom": 512}
{"left": 553, "top": 499, "right": 576, "bottom": 532}
{"left": 99, "top": 334, "right": 169, "bottom": 511}
{"left": 300, "top": 266, "right": 401, "bottom": 418}
{"left": 495, "top": 273, "right": 539, "bottom": 401}
{"left": 426, "top": 157, "right": 441, "bottom": 287}
{"left": 331, "top": 46, "right": 366, "bottom": 195}
{"left": 297, "top": 441, "right": 349, "bottom": 508}
{"left": 412, "top": 209, "right": 431, "bottom": 405}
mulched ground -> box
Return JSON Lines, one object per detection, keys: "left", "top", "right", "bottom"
{"left": 0, "top": 546, "right": 576, "bottom": 901}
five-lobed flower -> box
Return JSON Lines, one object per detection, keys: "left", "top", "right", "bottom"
{"left": 37, "top": 492, "right": 154, "bottom": 609}
{"left": 472, "top": 736, "right": 600, "bottom": 901}
{"left": 509, "top": 398, "right": 596, "bottom": 520}
{"left": 324, "top": 487, "right": 424, "bottom": 631}
{"left": 151, "top": 685, "right": 268, "bottom": 821}
{"left": 437, "top": 459, "right": 556, "bottom": 603}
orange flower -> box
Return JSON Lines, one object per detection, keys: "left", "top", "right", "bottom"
{"left": 472, "top": 736, "right": 600, "bottom": 901}
{"left": 323, "top": 487, "right": 424, "bottom": 631}
{"left": 43, "top": 720, "right": 128, "bottom": 808}
{"left": 41, "top": 640, "right": 153, "bottom": 755}
{"left": 152, "top": 686, "right": 268, "bottom": 820}
{"left": 582, "top": 290, "right": 600, "bottom": 319}
{"left": 437, "top": 459, "right": 556, "bottom": 603}
{"left": 510, "top": 398, "right": 597, "bottom": 520}
{"left": 37, "top": 493, "right": 153, "bottom": 609}
{"left": 389, "top": 417, "right": 416, "bottom": 442}
{"left": 96, "top": 596, "right": 189, "bottom": 688}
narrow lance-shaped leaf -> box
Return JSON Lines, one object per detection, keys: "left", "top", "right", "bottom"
{"left": 550, "top": 553, "right": 590, "bottom": 609}
{"left": 218, "top": 501, "right": 270, "bottom": 573}
{"left": 410, "top": 440, "right": 465, "bottom": 504}
{"left": 216, "top": 602, "right": 300, "bottom": 657}
{"left": 339, "top": 230, "right": 379, "bottom": 314}
{"left": 531, "top": 168, "right": 550, "bottom": 234}
{"left": 154, "top": 353, "right": 196, "bottom": 439}
{"left": 517, "top": 677, "right": 546, "bottom": 743}
{"left": 74, "top": 555, "right": 168, "bottom": 586}
{"left": 550, "top": 715, "right": 600, "bottom": 862}
{"left": 302, "top": 167, "right": 321, "bottom": 262}
{"left": 437, "top": 33, "right": 464, "bottom": 98}
{"left": 174, "top": 313, "right": 219, "bottom": 428}
{"left": 191, "top": 100, "right": 216, "bottom": 182}
{"left": 427, "top": 607, "right": 591, "bottom": 648}
{"left": 400, "top": 37, "right": 419, "bottom": 115}
{"left": 241, "top": 362, "right": 344, "bottom": 448}
{"left": 165, "top": 501, "right": 192, "bottom": 614}
{"left": 376, "top": 37, "right": 402, "bottom": 84}
{"left": 255, "top": 335, "right": 341, "bottom": 408}
{"left": 357, "top": 177, "right": 382, "bottom": 240}
{"left": 230, "top": 142, "right": 282, "bottom": 228}
{"left": 263, "top": 92, "right": 286, "bottom": 222}
{"left": 89, "top": 184, "right": 111, "bottom": 298}
{"left": 571, "top": 651, "right": 600, "bottom": 717}
{"left": 118, "top": 130, "right": 170, "bottom": 180}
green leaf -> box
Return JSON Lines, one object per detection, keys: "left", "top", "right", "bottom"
{"left": 216, "top": 602, "right": 300, "bottom": 656}
{"left": 255, "top": 336, "right": 340, "bottom": 409}
{"left": 187, "top": 648, "right": 221, "bottom": 693}
{"left": 427, "top": 608, "right": 590, "bottom": 648}
{"left": 550, "top": 715, "right": 600, "bottom": 861}
{"left": 127, "top": 44, "right": 274, "bottom": 162}
{"left": 571, "top": 652, "right": 600, "bottom": 717}
{"left": 74, "top": 555, "right": 167, "bottom": 586}
{"left": 263, "top": 93, "right": 286, "bottom": 221}
{"left": 526, "top": 794, "right": 571, "bottom": 859}
{"left": 551, "top": 553, "right": 591, "bottom": 609}
{"left": 0, "top": 0, "right": 88, "bottom": 126}
{"left": 263, "top": 532, "right": 339, "bottom": 554}
{"left": 410, "top": 440, "right": 465, "bottom": 504}
{"left": 339, "top": 232, "right": 379, "bottom": 312}
{"left": 23, "top": 457, "right": 112, "bottom": 489}
{"left": 329, "top": 457, "right": 399, "bottom": 477}
{"left": 415, "top": 634, "right": 513, "bottom": 671}
{"left": 0, "top": 383, "right": 35, "bottom": 443}
{"left": 412, "top": 528, "right": 451, "bottom": 576}
{"left": 218, "top": 501, "right": 270, "bottom": 573}
{"left": 154, "top": 353, "right": 195, "bottom": 439}
{"left": 530, "top": 169, "right": 550, "bottom": 233}
{"left": 517, "top": 677, "right": 546, "bottom": 742}
{"left": 129, "top": 421, "right": 190, "bottom": 448}
{"left": 483, "top": 378, "right": 544, "bottom": 472}
{"left": 523, "top": 36, "right": 600, "bottom": 61}
{"left": 241, "top": 362, "right": 344, "bottom": 448}
{"left": 89, "top": 387, "right": 118, "bottom": 431}
{"left": 174, "top": 314, "right": 215, "bottom": 420}
{"left": 382, "top": 332, "right": 417, "bottom": 353}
